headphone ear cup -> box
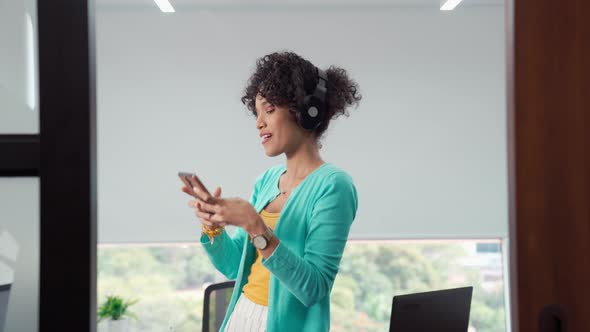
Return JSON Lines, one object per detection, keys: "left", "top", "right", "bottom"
{"left": 296, "top": 95, "right": 321, "bottom": 131}
{"left": 298, "top": 67, "right": 328, "bottom": 131}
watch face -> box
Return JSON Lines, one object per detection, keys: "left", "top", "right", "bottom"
{"left": 253, "top": 235, "right": 267, "bottom": 249}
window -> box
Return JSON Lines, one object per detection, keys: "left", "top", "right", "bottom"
{"left": 97, "top": 240, "right": 506, "bottom": 332}
{"left": 332, "top": 240, "right": 506, "bottom": 332}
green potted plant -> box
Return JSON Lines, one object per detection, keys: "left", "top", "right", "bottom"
{"left": 97, "top": 295, "right": 138, "bottom": 332}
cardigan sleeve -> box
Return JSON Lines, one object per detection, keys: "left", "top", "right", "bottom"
{"left": 199, "top": 228, "right": 248, "bottom": 280}
{"left": 200, "top": 169, "right": 266, "bottom": 280}
{"left": 261, "top": 172, "right": 358, "bottom": 307}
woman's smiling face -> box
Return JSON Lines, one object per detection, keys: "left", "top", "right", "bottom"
{"left": 255, "top": 94, "right": 309, "bottom": 157}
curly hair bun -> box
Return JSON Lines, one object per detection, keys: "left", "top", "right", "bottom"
{"left": 241, "top": 51, "right": 362, "bottom": 145}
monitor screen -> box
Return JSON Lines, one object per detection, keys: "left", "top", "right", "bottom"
{"left": 389, "top": 286, "right": 473, "bottom": 332}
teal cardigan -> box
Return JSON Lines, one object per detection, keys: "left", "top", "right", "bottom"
{"left": 200, "top": 162, "right": 358, "bottom": 332}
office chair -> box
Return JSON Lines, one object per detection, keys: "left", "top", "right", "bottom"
{"left": 202, "top": 281, "right": 235, "bottom": 332}
{"left": 0, "top": 284, "right": 11, "bottom": 332}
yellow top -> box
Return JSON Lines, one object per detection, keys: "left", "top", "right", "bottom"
{"left": 242, "top": 209, "right": 280, "bottom": 306}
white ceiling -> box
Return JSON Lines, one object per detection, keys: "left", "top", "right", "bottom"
{"left": 96, "top": 0, "right": 504, "bottom": 9}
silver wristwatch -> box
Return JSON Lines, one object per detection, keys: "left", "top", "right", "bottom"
{"left": 251, "top": 226, "right": 274, "bottom": 250}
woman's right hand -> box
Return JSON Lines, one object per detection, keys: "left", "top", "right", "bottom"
{"left": 183, "top": 185, "right": 223, "bottom": 229}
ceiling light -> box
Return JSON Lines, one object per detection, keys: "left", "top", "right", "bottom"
{"left": 440, "top": 0, "right": 463, "bottom": 11}
{"left": 154, "top": 0, "right": 175, "bottom": 13}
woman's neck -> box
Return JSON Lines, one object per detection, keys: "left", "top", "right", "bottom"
{"left": 284, "top": 139, "right": 324, "bottom": 181}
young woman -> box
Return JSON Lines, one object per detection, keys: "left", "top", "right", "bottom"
{"left": 183, "top": 51, "right": 361, "bottom": 332}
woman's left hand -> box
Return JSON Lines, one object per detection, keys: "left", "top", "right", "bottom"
{"left": 190, "top": 187, "right": 262, "bottom": 233}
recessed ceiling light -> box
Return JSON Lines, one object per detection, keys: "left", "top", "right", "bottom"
{"left": 440, "top": 0, "right": 464, "bottom": 11}
{"left": 154, "top": 0, "right": 175, "bottom": 13}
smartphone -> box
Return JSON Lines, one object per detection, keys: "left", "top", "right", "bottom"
{"left": 178, "top": 171, "right": 211, "bottom": 201}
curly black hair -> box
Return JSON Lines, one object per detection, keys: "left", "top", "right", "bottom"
{"left": 241, "top": 51, "right": 362, "bottom": 148}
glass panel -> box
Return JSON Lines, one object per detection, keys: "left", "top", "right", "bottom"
{"left": 95, "top": 2, "right": 508, "bottom": 331}
{"left": 96, "top": 240, "right": 506, "bottom": 332}
{"left": 0, "top": 178, "right": 40, "bottom": 332}
{"left": 0, "top": 0, "right": 38, "bottom": 133}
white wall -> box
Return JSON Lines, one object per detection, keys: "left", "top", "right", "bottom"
{"left": 96, "top": 5, "right": 507, "bottom": 243}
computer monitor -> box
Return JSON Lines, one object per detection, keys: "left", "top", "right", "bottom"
{"left": 389, "top": 286, "right": 473, "bottom": 332}
{"left": 0, "top": 284, "right": 10, "bottom": 332}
